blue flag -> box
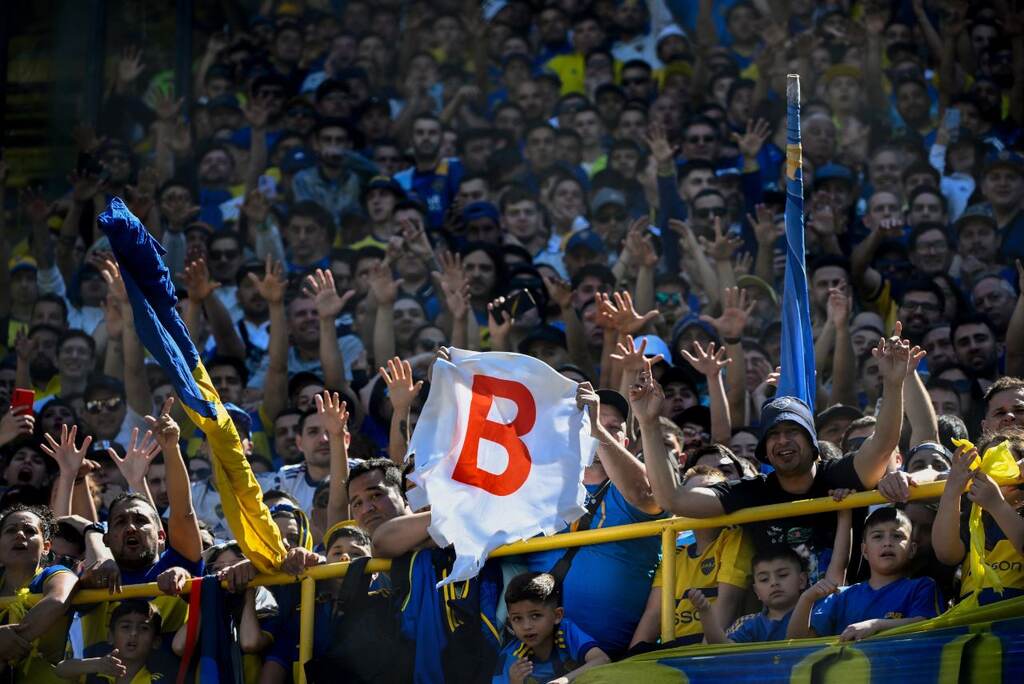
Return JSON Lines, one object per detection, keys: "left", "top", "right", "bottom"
{"left": 776, "top": 75, "right": 816, "bottom": 411}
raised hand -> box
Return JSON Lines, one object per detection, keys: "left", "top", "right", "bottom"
{"left": 98, "top": 258, "right": 128, "bottom": 306}
{"left": 731, "top": 118, "right": 771, "bottom": 160}
{"left": 700, "top": 286, "right": 754, "bottom": 340}
{"left": 0, "top": 407, "right": 35, "bottom": 447}
{"left": 966, "top": 470, "right": 1006, "bottom": 512}
{"left": 542, "top": 274, "right": 573, "bottom": 310}
{"left": 826, "top": 286, "right": 851, "bottom": 329}
{"left": 145, "top": 397, "right": 180, "bottom": 452}
{"left": 399, "top": 215, "right": 434, "bottom": 262}
{"left": 108, "top": 427, "right": 160, "bottom": 488}
{"left": 871, "top": 321, "right": 925, "bottom": 384}
{"left": 116, "top": 46, "right": 146, "bottom": 86}
{"left": 434, "top": 271, "right": 470, "bottom": 320}
{"left": 242, "top": 189, "right": 271, "bottom": 225}
{"left": 680, "top": 340, "right": 731, "bottom": 378}
{"left": 644, "top": 120, "right": 677, "bottom": 168}
{"left": 947, "top": 442, "right": 978, "bottom": 494}
{"left": 487, "top": 297, "right": 513, "bottom": 349}
{"left": 40, "top": 424, "right": 93, "bottom": 476}
{"left": 747, "top": 203, "right": 783, "bottom": 246}
{"left": 611, "top": 334, "right": 665, "bottom": 374}
{"left": 734, "top": 251, "right": 753, "bottom": 277}
{"left": 601, "top": 291, "right": 658, "bottom": 335}
{"left": 241, "top": 94, "right": 272, "bottom": 130}
{"left": 152, "top": 88, "right": 183, "bottom": 123}
{"left": 246, "top": 255, "right": 286, "bottom": 305}
{"left": 67, "top": 168, "right": 103, "bottom": 204}
{"left": 20, "top": 186, "right": 50, "bottom": 226}
{"left": 367, "top": 260, "right": 401, "bottom": 306}
{"left": 315, "top": 390, "right": 349, "bottom": 440}
{"left": 698, "top": 217, "right": 744, "bottom": 262}
{"left": 627, "top": 361, "right": 664, "bottom": 425}
{"left": 179, "top": 258, "right": 220, "bottom": 302}
{"left": 379, "top": 357, "right": 424, "bottom": 415}
{"left": 624, "top": 218, "right": 658, "bottom": 269}
{"left": 304, "top": 268, "right": 353, "bottom": 320}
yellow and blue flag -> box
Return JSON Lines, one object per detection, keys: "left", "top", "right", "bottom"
{"left": 776, "top": 74, "right": 816, "bottom": 411}
{"left": 98, "top": 198, "right": 285, "bottom": 573}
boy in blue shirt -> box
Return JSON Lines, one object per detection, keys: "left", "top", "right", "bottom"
{"left": 788, "top": 507, "right": 942, "bottom": 641}
{"left": 493, "top": 573, "right": 609, "bottom": 684}
{"left": 693, "top": 545, "right": 809, "bottom": 643}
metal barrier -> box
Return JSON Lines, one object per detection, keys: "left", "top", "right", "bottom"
{"left": 0, "top": 481, "right": 950, "bottom": 684}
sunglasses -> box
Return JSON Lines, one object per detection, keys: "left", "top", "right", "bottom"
{"left": 695, "top": 207, "right": 727, "bottom": 219}
{"left": 85, "top": 397, "right": 124, "bottom": 414}
{"left": 595, "top": 211, "right": 626, "bottom": 223}
{"left": 656, "top": 291, "right": 682, "bottom": 306}
{"left": 208, "top": 248, "right": 240, "bottom": 261}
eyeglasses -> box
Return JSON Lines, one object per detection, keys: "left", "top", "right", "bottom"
{"left": 594, "top": 211, "right": 626, "bottom": 223}
{"left": 85, "top": 397, "right": 124, "bottom": 414}
{"left": 209, "top": 248, "right": 240, "bottom": 261}
{"left": 899, "top": 300, "right": 939, "bottom": 313}
{"left": 695, "top": 207, "right": 727, "bottom": 219}
{"left": 686, "top": 135, "right": 716, "bottom": 144}
{"left": 51, "top": 553, "right": 81, "bottom": 569}
{"left": 656, "top": 291, "right": 682, "bottom": 306}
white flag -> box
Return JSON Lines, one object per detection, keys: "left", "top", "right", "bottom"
{"left": 407, "top": 348, "right": 597, "bottom": 586}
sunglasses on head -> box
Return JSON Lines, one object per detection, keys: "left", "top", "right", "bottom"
{"left": 85, "top": 397, "right": 123, "bottom": 414}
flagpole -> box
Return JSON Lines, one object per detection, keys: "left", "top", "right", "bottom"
{"left": 776, "top": 74, "right": 817, "bottom": 410}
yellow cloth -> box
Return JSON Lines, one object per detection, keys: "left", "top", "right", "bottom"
{"left": 952, "top": 438, "right": 1021, "bottom": 594}
{"left": 0, "top": 567, "right": 75, "bottom": 683}
{"left": 652, "top": 527, "right": 753, "bottom": 641}
{"left": 184, "top": 361, "right": 285, "bottom": 574}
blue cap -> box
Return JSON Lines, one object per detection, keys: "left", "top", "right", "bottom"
{"left": 463, "top": 201, "right": 500, "bottom": 223}
{"left": 755, "top": 396, "right": 819, "bottom": 463}
{"left": 281, "top": 147, "right": 315, "bottom": 174}
{"left": 983, "top": 150, "right": 1024, "bottom": 176}
{"left": 566, "top": 229, "right": 606, "bottom": 254}
{"left": 814, "top": 163, "right": 855, "bottom": 186}
{"left": 222, "top": 403, "right": 252, "bottom": 438}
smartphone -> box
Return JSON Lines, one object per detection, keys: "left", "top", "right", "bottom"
{"left": 944, "top": 109, "right": 961, "bottom": 143}
{"left": 499, "top": 289, "right": 537, "bottom": 319}
{"left": 11, "top": 388, "right": 34, "bottom": 417}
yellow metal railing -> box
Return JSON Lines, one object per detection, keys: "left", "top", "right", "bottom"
{"left": 0, "top": 481, "right": 949, "bottom": 684}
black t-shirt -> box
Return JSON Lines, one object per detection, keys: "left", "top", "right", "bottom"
{"left": 709, "top": 455, "right": 865, "bottom": 583}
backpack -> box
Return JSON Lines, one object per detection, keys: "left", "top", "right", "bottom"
{"left": 304, "top": 555, "right": 415, "bottom": 684}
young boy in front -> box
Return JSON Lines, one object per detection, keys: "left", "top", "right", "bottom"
{"left": 692, "top": 545, "right": 808, "bottom": 643}
{"left": 788, "top": 507, "right": 942, "bottom": 642}
{"left": 493, "top": 572, "right": 609, "bottom": 684}
{"left": 56, "top": 600, "right": 165, "bottom": 682}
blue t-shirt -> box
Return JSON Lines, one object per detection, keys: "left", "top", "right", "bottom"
{"left": 119, "top": 546, "right": 203, "bottom": 586}
{"left": 811, "top": 576, "right": 941, "bottom": 637}
{"left": 492, "top": 617, "right": 598, "bottom": 684}
{"left": 525, "top": 483, "right": 663, "bottom": 653}
{"left": 394, "top": 158, "right": 464, "bottom": 229}
{"left": 727, "top": 609, "right": 792, "bottom": 643}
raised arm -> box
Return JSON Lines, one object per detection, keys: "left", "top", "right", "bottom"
{"left": 249, "top": 257, "right": 288, "bottom": 424}
{"left": 108, "top": 427, "right": 160, "bottom": 509}
{"left": 241, "top": 96, "right": 270, "bottom": 193}
{"left": 904, "top": 368, "right": 939, "bottom": 447}
{"left": 181, "top": 259, "right": 246, "bottom": 360}
{"left": 147, "top": 397, "right": 202, "bottom": 563}
{"left": 1007, "top": 261, "right": 1024, "bottom": 377}
{"left": 827, "top": 287, "right": 858, "bottom": 407}
{"left": 747, "top": 204, "right": 782, "bottom": 286}
{"left": 933, "top": 443, "right": 972, "bottom": 565}
{"left": 378, "top": 357, "right": 423, "bottom": 466}
{"left": 545, "top": 275, "right": 595, "bottom": 379}
{"left": 317, "top": 390, "right": 352, "bottom": 527}
{"left": 367, "top": 260, "right": 400, "bottom": 364}
{"left": 853, "top": 323, "right": 923, "bottom": 488}
{"left": 305, "top": 268, "right": 355, "bottom": 392}
{"left": 576, "top": 381, "right": 660, "bottom": 515}
{"left": 39, "top": 424, "right": 94, "bottom": 518}
{"left": 629, "top": 363, "right": 726, "bottom": 517}
{"left": 680, "top": 341, "right": 733, "bottom": 445}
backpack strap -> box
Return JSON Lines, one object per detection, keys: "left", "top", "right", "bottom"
{"left": 550, "top": 479, "right": 613, "bottom": 585}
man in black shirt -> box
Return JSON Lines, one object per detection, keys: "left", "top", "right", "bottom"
{"left": 643, "top": 329, "right": 922, "bottom": 582}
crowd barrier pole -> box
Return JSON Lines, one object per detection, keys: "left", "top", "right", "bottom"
{"left": 0, "top": 480, "right": 954, "bottom": 683}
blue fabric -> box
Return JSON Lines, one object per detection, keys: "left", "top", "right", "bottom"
{"left": 811, "top": 577, "right": 941, "bottom": 637}
{"left": 97, "top": 198, "right": 217, "bottom": 418}
{"left": 525, "top": 483, "right": 663, "bottom": 653}
{"left": 655, "top": 173, "right": 685, "bottom": 274}
{"left": 728, "top": 609, "right": 792, "bottom": 643}
{"left": 197, "top": 575, "right": 236, "bottom": 683}
{"left": 776, "top": 82, "right": 816, "bottom": 411}
{"left": 26, "top": 564, "right": 71, "bottom": 592}
{"left": 492, "top": 617, "right": 598, "bottom": 683}
{"left": 394, "top": 158, "right": 465, "bottom": 229}
{"left": 119, "top": 547, "right": 203, "bottom": 586}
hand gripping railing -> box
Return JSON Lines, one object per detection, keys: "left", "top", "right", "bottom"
{"left": 0, "top": 481, "right": 950, "bottom": 683}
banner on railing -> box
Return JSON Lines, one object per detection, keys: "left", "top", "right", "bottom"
{"left": 408, "top": 349, "right": 597, "bottom": 585}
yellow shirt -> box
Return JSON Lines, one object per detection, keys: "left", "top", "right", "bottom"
{"left": 652, "top": 526, "right": 753, "bottom": 642}
{"left": 81, "top": 597, "right": 188, "bottom": 649}
{"left": 959, "top": 510, "right": 1024, "bottom": 604}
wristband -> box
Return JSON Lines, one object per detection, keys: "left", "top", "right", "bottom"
{"left": 723, "top": 336, "right": 742, "bottom": 345}
{"left": 83, "top": 522, "right": 107, "bottom": 536}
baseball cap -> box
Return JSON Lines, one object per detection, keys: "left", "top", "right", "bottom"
{"left": 755, "top": 396, "right": 819, "bottom": 463}
{"left": 982, "top": 150, "right": 1024, "bottom": 176}
{"left": 590, "top": 188, "right": 626, "bottom": 215}
{"left": 362, "top": 176, "right": 405, "bottom": 202}
{"left": 566, "top": 230, "right": 606, "bottom": 254}
{"left": 596, "top": 389, "right": 629, "bottom": 423}
{"left": 953, "top": 203, "right": 997, "bottom": 233}
{"left": 814, "top": 404, "right": 863, "bottom": 431}
{"left": 315, "top": 78, "right": 349, "bottom": 102}
{"left": 9, "top": 256, "right": 38, "bottom": 275}
{"left": 463, "top": 201, "right": 500, "bottom": 223}
{"left": 223, "top": 402, "right": 252, "bottom": 438}
{"left": 280, "top": 147, "right": 316, "bottom": 174}
{"left": 656, "top": 23, "right": 688, "bottom": 45}
{"left": 517, "top": 324, "right": 567, "bottom": 355}
{"left": 633, "top": 334, "right": 671, "bottom": 363}
{"left": 814, "top": 163, "right": 855, "bottom": 186}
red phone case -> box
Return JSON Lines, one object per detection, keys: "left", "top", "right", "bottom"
{"left": 11, "top": 388, "right": 35, "bottom": 417}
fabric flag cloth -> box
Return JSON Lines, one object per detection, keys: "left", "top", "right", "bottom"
{"left": 776, "top": 74, "right": 816, "bottom": 411}
{"left": 98, "top": 198, "right": 285, "bottom": 574}
{"left": 408, "top": 349, "right": 598, "bottom": 586}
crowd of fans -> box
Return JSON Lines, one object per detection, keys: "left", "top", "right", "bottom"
{"left": 1, "top": 0, "right": 1023, "bottom": 681}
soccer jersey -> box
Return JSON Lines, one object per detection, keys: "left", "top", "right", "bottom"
{"left": 810, "top": 576, "right": 941, "bottom": 637}
{"left": 652, "top": 526, "right": 753, "bottom": 644}
{"left": 258, "top": 463, "right": 323, "bottom": 512}
{"left": 492, "top": 617, "right": 598, "bottom": 684}
{"left": 394, "top": 158, "right": 464, "bottom": 229}
{"left": 727, "top": 609, "right": 793, "bottom": 643}
{"left": 958, "top": 507, "right": 1024, "bottom": 605}
{"left": 0, "top": 564, "right": 75, "bottom": 681}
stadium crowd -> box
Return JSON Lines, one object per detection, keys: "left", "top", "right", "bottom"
{"left": 1, "top": 0, "right": 1023, "bottom": 682}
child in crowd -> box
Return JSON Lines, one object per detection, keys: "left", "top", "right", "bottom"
{"left": 493, "top": 572, "right": 609, "bottom": 684}
{"left": 788, "top": 507, "right": 941, "bottom": 641}
{"left": 56, "top": 600, "right": 164, "bottom": 682}
{"left": 0, "top": 504, "right": 78, "bottom": 683}
{"left": 629, "top": 466, "right": 752, "bottom": 648}
{"left": 693, "top": 545, "right": 808, "bottom": 643}
{"left": 933, "top": 434, "right": 1024, "bottom": 605}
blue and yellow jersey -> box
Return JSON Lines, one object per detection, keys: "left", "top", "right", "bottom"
{"left": 652, "top": 526, "right": 753, "bottom": 643}
{"left": 85, "top": 665, "right": 164, "bottom": 683}
{"left": 726, "top": 609, "right": 792, "bottom": 643}
{"left": 0, "top": 564, "right": 75, "bottom": 682}
{"left": 959, "top": 508, "right": 1024, "bottom": 606}
{"left": 492, "top": 617, "right": 598, "bottom": 684}
{"left": 811, "top": 576, "right": 942, "bottom": 637}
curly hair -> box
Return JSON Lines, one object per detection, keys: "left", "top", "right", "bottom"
{"left": 0, "top": 503, "right": 56, "bottom": 541}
